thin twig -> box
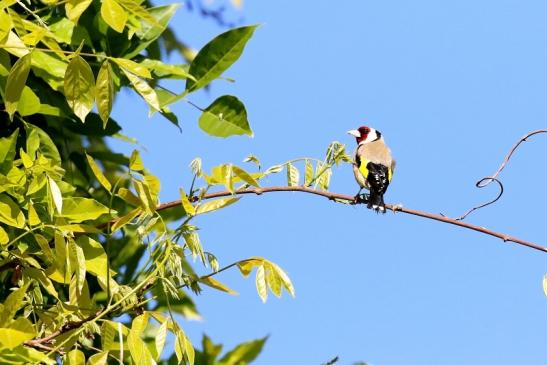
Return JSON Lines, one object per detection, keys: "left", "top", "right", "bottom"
{"left": 456, "top": 129, "right": 547, "bottom": 220}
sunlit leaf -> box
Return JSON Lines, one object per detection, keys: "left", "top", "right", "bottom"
{"left": 199, "top": 276, "right": 238, "bottom": 295}
{"left": 122, "top": 68, "right": 160, "bottom": 111}
{"left": 0, "top": 129, "right": 18, "bottom": 174}
{"left": 219, "top": 336, "right": 268, "bottom": 365}
{"left": 232, "top": 165, "right": 260, "bottom": 187}
{"left": 199, "top": 95, "right": 252, "bottom": 138}
{"left": 96, "top": 61, "right": 114, "bottom": 128}
{"left": 65, "top": 0, "right": 92, "bottom": 22}
{"left": 286, "top": 163, "right": 299, "bottom": 186}
{"left": 0, "top": 283, "right": 30, "bottom": 326}
{"left": 86, "top": 153, "right": 112, "bottom": 191}
{"left": 113, "top": 58, "right": 151, "bottom": 79}
{"left": 304, "top": 159, "right": 314, "bottom": 186}
{"left": 64, "top": 55, "right": 95, "bottom": 122}
{"left": 179, "top": 188, "right": 195, "bottom": 216}
{"left": 154, "top": 321, "right": 168, "bottom": 360}
{"left": 0, "top": 317, "right": 35, "bottom": 349}
{"left": 196, "top": 197, "right": 239, "bottom": 215}
{"left": 0, "top": 226, "right": 8, "bottom": 245}
{"left": 5, "top": 53, "right": 31, "bottom": 120}
{"left": 48, "top": 177, "right": 63, "bottom": 215}
{"left": 65, "top": 349, "right": 85, "bottom": 365}
{"left": 87, "top": 351, "right": 108, "bottom": 365}
{"left": 101, "top": 0, "right": 127, "bottom": 33}
{"left": 186, "top": 25, "right": 258, "bottom": 92}
{"left": 61, "top": 197, "right": 111, "bottom": 222}
{"left": 255, "top": 264, "right": 267, "bottom": 303}
{"left": 0, "top": 194, "right": 25, "bottom": 228}
{"left": 111, "top": 207, "right": 141, "bottom": 232}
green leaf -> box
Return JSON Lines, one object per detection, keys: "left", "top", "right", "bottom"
{"left": 196, "top": 197, "right": 239, "bottom": 215}
{"left": 0, "top": 226, "right": 8, "bottom": 245}
{"left": 199, "top": 95, "right": 252, "bottom": 138}
{"left": 61, "top": 197, "right": 111, "bottom": 222}
{"left": 0, "top": 129, "right": 19, "bottom": 174}
{"left": 65, "top": 349, "right": 85, "bottom": 365}
{"left": 219, "top": 337, "right": 268, "bottom": 365}
{"left": 86, "top": 153, "right": 112, "bottom": 191}
{"left": 265, "top": 263, "right": 282, "bottom": 298}
{"left": 0, "top": 10, "right": 12, "bottom": 41}
{"left": 101, "top": 0, "right": 127, "bottom": 33}
{"left": 65, "top": 0, "right": 92, "bottom": 22}
{"left": 113, "top": 58, "right": 151, "bottom": 79}
{"left": 243, "top": 154, "right": 261, "bottom": 169}
{"left": 286, "top": 163, "right": 299, "bottom": 186}
{"left": 96, "top": 61, "right": 114, "bottom": 128}
{"left": 0, "top": 194, "right": 25, "bottom": 228}
{"left": 5, "top": 53, "right": 31, "bottom": 120}
{"left": 78, "top": 236, "right": 108, "bottom": 278}
{"left": 186, "top": 25, "right": 258, "bottom": 92}
{"left": 27, "top": 202, "right": 40, "bottom": 226}
{"left": 179, "top": 188, "right": 195, "bottom": 216}
{"left": 154, "top": 320, "right": 168, "bottom": 360}
{"left": 122, "top": 68, "right": 160, "bottom": 111}
{"left": 48, "top": 177, "right": 63, "bottom": 215}
{"left": 68, "top": 239, "right": 86, "bottom": 293}
{"left": 101, "top": 321, "right": 116, "bottom": 350}
{"left": 64, "top": 55, "right": 95, "bottom": 122}
{"left": 304, "top": 159, "right": 314, "bottom": 186}
{"left": 199, "top": 276, "right": 238, "bottom": 295}
{"left": 232, "top": 165, "right": 260, "bottom": 187}
{"left": 255, "top": 264, "right": 267, "bottom": 303}
{"left": 25, "top": 124, "right": 61, "bottom": 164}
{"left": 127, "top": 329, "right": 154, "bottom": 365}
{"left": 0, "top": 317, "right": 36, "bottom": 349}
{"left": 17, "top": 86, "right": 41, "bottom": 116}
{"left": 87, "top": 351, "right": 108, "bottom": 365}
{"left": 117, "top": 187, "right": 142, "bottom": 206}
{"left": 140, "top": 59, "right": 194, "bottom": 80}
{"left": 111, "top": 207, "right": 141, "bottom": 232}
{"left": 129, "top": 149, "right": 144, "bottom": 171}
{"left": 0, "top": 283, "right": 29, "bottom": 326}
{"left": 269, "top": 261, "right": 295, "bottom": 297}
{"left": 117, "top": 0, "right": 162, "bottom": 28}
{"left": 25, "top": 268, "right": 58, "bottom": 298}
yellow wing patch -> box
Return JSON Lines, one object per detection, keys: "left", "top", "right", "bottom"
{"left": 358, "top": 158, "right": 369, "bottom": 178}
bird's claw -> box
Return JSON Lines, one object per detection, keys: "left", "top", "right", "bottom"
{"left": 354, "top": 193, "right": 369, "bottom": 204}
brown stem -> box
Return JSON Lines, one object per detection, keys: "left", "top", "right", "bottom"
{"left": 147, "top": 186, "right": 546, "bottom": 253}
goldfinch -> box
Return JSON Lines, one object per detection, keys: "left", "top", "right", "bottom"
{"left": 348, "top": 126, "right": 395, "bottom": 212}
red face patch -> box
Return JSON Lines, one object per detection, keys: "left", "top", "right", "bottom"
{"left": 357, "top": 126, "right": 370, "bottom": 143}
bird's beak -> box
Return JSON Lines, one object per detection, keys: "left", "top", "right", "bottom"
{"left": 347, "top": 129, "right": 361, "bottom": 138}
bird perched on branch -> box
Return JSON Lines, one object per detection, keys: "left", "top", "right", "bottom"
{"left": 348, "top": 126, "right": 395, "bottom": 213}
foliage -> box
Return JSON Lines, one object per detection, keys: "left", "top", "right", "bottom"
{"left": 0, "top": 0, "right": 354, "bottom": 363}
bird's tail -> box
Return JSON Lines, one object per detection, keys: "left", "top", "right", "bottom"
{"left": 368, "top": 191, "right": 386, "bottom": 213}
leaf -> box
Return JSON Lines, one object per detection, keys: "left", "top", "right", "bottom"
{"left": 68, "top": 239, "right": 86, "bottom": 293}
{"left": 255, "top": 264, "right": 267, "bottom": 303}
{"left": 196, "top": 197, "right": 240, "bottom": 215}
{"left": 0, "top": 317, "right": 36, "bottom": 349}
{"left": 86, "top": 153, "right": 112, "bottom": 191}
{"left": 17, "top": 87, "right": 41, "bottom": 116}
{"left": 0, "top": 194, "right": 25, "bottom": 228}
{"left": 127, "top": 329, "right": 154, "bottom": 365}
{"left": 129, "top": 149, "right": 144, "bottom": 171}
{"left": 64, "top": 55, "right": 95, "bottom": 122}
{"left": 101, "top": 0, "right": 127, "bottom": 33}
{"left": 219, "top": 337, "right": 268, "bottom": 365}
{"left": 199, "top": 95, "right": 252, "bottom": 138}
{"left": 5, "top": 53, "right": 31, "bottom": 120}
{"left": 304, "top": 159, "right": 314, "bottom": 186}
{"left": 25, "top": 268, "right": 58, "bottom": 298}
{"left": 154, "top": 321, "right": 168, "bottom": 360}
{"left": 243, "top": 154, "right": 261, "bottom": 168}
{"left": 78, "top": 236, "right": 108, "bottom": 278}
{"left": 186, "top": 25, "right": 258, "bottom": 92}
{"left": 0, "top": 129, "right": 18, "bottom": 174}
{"left": 286, "top": 163, "right": 299, "bottom": 186}
{"left": 113, "top": 58, "right": 151, "bottom": 79}
{"left": 111, "top": 207, "right": 141, "bottom": 232}
{"left": 237, "top": 258, "right": 262, "bottom": 277}
{"left": 96, "top": 61, "right": 114, "bottom": 128}
{"left": 265, "top": 263, "right": 282, "bottom": 297}
{"left": 179, "top": 188, "right": 195, "bottom": 216}
{"left": 101, "top": 321, "right": 116, "bottom": 350}
{"left": 199, "top": 276, "right": 238, "bottom": 295}
{"left": 318, "top": 167, "right": 332, "bottom": 191}
{"left": 0, "top": 283, "right": 29, "bottom": 326}
{"left": 0, "top": 10, "right": 12, "bottom": 41}
{"left": 87, "top": 352, "right": 108, "bottom": 365}
{"left": 27, "top": 202, "right": 40, "bottom": 226}
{"left": 48, "top": 177, "right": 63, "bottom": 215}
{"left": 65, "top": 0, "right": 92, "bottom": 22}
{"left": 61, "top": 197, "right": 111, "bottom": 222}
{"left": 117, "top": 188, "right": 142, "bottom": 206}
{"left": 270, "top": 261, "right": 295, "bottom": 297}
{"left": 65, "top": 349, "right": 85, "bottom": 365}
{"left": 140, "top": 59, "right": 194, "bottom": 80}
{"left": 117, "top": 0, "right": 162, "bottom": 28}
{"left": 0, "top": 226, "right": 8, "bottom": 245}
{"left": 232, "top": 165, "right": 260, "bottom": 187}
{"left": 122, "top": 68, "right": 160, "bottom": 111}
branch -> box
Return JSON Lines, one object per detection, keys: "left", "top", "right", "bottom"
{"left": 146, "top": 186, "right": 547, "bottom": 253}
{"left": 456, "top": 129, "right": 547, "bottom": 220}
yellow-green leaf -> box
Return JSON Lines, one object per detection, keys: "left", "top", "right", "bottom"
{"left": 154, "top": 321, "right": 168, "bottom": 360}
{"left": 200, "top": 276, "right": 238, "bottom": 295}
{"left": 101, "top": 0, "right": 127, "bottom": 33}
{"left": 78, "top": 236, "right": 108, "bottom": 278}
{"left": 304, "top": 159, "right": 313, "bottom": 186}
{"left": 121, "top": 68, "right": 160, "bottom": 111}
{"left": 179, "top": 188, "right": 195, "bottom": 216}
{"left": 65, "top": 349, "right": 85, "bottom": 365}
{"left": 117, "top": 187, "right": 142, "bottom": 206}
{"left": 0, "top": 9, "right": 12, "bottom": 41}
{"left": 87, "top": 351, "right": 108, "bottom": 365}
{"left": 0, "top": 282, "right": 30, "bottom": 326}
{"left": 196, "top": 197, "right": 239, "bottom": 215}
{"left": 64, "top": 55, "right": 95, "bottom": 122}
{"left": 25, "top": 267, "right": 58, "bottom": 298}
{"left": 61, "top": 197, "right": 111, "bottom": 222}
{"left": 270, "top": 261, "right": 295, "bottom": 297}
{"left": 198, "top": 95, "right": 252, "bottom": 138}
{"left": 65, "top": 0, "right": 92, "bottom": 22}
{"left": 86, "top": 153, "right": 112, "bottom": 191}
{"left": 96, "top": 61, "right": 114, "bottom": 128}
{"left": 27, "top": 202, "right": 40, "bottom": 226}
{"left": 68, "top": 239, "right": 86, "bottom": 293}
{"left": 0, "top": 317, "right": 35, "bottom": 349}
{"left": 0, "top": 194, "right": 25, "bottom": 228}
{"left": 48, "top": 177, "right": 63, "bottom": 215}
{"left": 232, "top": 165, "right": 260, "bottom": 187}
{"left": 286, "top": 162, "right": 299, "bottom": 186}
{"left": 265, "top": 263, "right": 282, "bottom": 298}
{"left": 111, "top": 207, "right": 141, "bottom": 232}
{"left": 5, "top": 53, "right": 31, "bottom": 120}
{"left": 127, "top": 329, "right": 154, "bottom": 365}
{"left": 113, "top": 58, "right": 151, "bottom": 78}
{"left": 255, "top": 264, "right": 267, "bottom": 303}
{"left": 0, "top": 226, "right": 8, "bottom": 245}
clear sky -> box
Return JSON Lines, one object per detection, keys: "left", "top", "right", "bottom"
{"left": 111, "top": 1, "right": 547, "bottom": 364}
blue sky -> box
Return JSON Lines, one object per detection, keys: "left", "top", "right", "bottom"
{"left": 111, "top": 1, "right": 547, "bottom": 363}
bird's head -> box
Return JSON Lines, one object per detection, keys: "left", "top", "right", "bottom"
{"left": 347, "top": 126, "right": 381, "bottom": 145}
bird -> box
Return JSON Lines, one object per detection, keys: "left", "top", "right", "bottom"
{"left": 347, "top": 126, "right": 395, "bottom": 213}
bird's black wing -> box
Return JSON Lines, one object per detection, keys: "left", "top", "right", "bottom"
{"left": 366, "top": 162, "right": 390, "bottom": 194}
